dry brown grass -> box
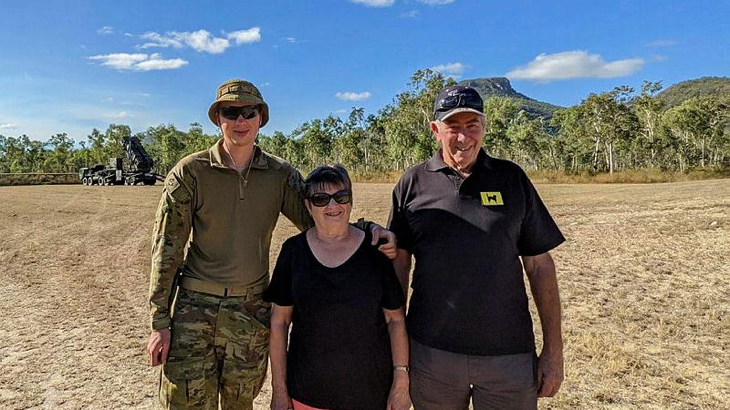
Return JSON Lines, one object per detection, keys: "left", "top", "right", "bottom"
{"left": 0, "top": 180, "right": 728, "bottom": 409}
{"left": 527, "top": 168, "right": 730, "bottom": 184}
{"left": 0, "top": 173, "right": 79, "bottom": 186}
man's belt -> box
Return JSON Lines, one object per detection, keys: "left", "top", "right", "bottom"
{"left": 178, "top": 276, "right": 267, "bottom": 298}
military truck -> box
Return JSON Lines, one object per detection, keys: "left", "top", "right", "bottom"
{"left": 79, "top": 136, "right": 162, "bottom": 186}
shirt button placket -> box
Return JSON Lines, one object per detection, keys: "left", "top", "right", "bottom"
{"left": 238, "top": 171, "right": 246, "bottom": 200}
{"left": 453, "top": 174, "right": 462, "bottom": 191}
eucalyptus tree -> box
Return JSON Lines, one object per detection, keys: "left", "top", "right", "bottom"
{"left": 663, "top": 96, "right": 729, "bottom": 168}
{"left": 483, "top": 96, "right": 520, "bottom": 159}
{"left": 103, "top": 124, "right": 131, "bottom": 160}
{"left": 86, "top": 128, "right": 106, "bottom": 165}
{"left": 582, "top": 87, "right": 639, "bottom": 173}
{"left": 257, "top": 131, "right": 289, "bottom": 159}
{"left": 185, "top": 122, "right": 217, "bottom": 154}
{"left": 294, "top": 118, "right": 336, "bottom": 170}
{"left": 381, "top": 70, "right": 452, "bottom": 170}
{"left": 43, "top": 133, "right": 75, "bottom": 172}
{"left": 143, "top": 124, "right": 187, "bottom": 174}
{"left": 633, "top": 81, "right": 665, "bottom": 167}
{"left": 551, "top": 106, "right": 593, "bottom": 172}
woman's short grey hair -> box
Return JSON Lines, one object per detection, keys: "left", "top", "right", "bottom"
{"left": 304, "top": 164, "right": 352, "bottom": 198}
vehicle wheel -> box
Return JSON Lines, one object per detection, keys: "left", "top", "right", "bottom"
{"left": 82, "top": 177, "right": 87, "bottom": 185}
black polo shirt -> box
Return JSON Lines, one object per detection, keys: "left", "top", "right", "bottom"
{"left": 388, "top": 149, "right": 565, "bottom": 356}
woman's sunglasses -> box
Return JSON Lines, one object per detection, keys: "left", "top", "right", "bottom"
{"left": 219, "top": 105, "right": 260, "bottom": 120}
{"left": 308, "top": 190, "right": 351, "bottom": 207}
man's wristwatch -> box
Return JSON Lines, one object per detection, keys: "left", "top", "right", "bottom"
{"left": 393, "top": 365, "right": 409, "bottom": 373}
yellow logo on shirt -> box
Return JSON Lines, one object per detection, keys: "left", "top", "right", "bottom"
{"left": 480, "top": 192, "right": 504, "bottom": 206}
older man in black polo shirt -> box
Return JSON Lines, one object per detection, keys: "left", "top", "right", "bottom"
{"left": 388, "top": 85, "right": 565, "bottom": 409}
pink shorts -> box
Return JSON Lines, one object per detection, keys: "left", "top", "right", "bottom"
{"left": 292, "top": 399, "right": 327, "bottom": 410}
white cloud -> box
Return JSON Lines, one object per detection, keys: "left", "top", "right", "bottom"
{"left": 89, "top": 53, "right": 148, "bottom": 70}
{"left": 228, "top": 27, "right": 262, "bottom": 45}
{"left": 136, "top": 54, "right": 188, "bottom": 71}
{"left": 138, "top": 28, "right": 260, "bottom": 54}
{"left": 0, "top": 123, "right": 18, "bottom": 130}
{"left": 103, "top": 97, "right": 114, "bottom": 103}
{"left": 139, "top": 32, "right": 184, "bottom": 49}
{"left": 285, "top": 37, "right": 297, "bottom": 43}
{"left": 400, "top": 10, "right": 419, "bottom": 18}
{"left": 430, "top": 62, "right": 466, "bottom": 77}
{"left": 97, "top": 26, "right": 114, "bottom": 35}
{"left": 88, "top": 53, "right": 188, "bottom": 71}
{"left": 336, "top": 91, "right": 372, "bottom": 101}
{"left": 418, "top": 0, "right": 456, "bottom": 4}
{"left": 105, "top": 111, "right": 132, "bottom": 119}
{"left": 645, "top": 39, "right": 677, "bottom": 48}
{"left": 124, "top": 32, "right": 134, "bottom": 37}
{"left": 506, "top": 51, "right": 644, "bottom": 82}
{"left": 179, "top": 30, "right": 230, "bottom": 53}
{"left": 349, "top": 0, "right": 395, "bottom": 7}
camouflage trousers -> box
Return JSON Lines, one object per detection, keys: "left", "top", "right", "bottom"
{"left": 159, "top": 279, "right": 271, "bottom": 410}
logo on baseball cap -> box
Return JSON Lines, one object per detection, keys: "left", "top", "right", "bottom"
{"left": 433, "top": 85, "right": 484, "bottom": 122}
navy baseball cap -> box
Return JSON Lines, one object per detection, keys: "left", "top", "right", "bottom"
{"left": 433, "top": 85, "right": 484, "bottom": 121}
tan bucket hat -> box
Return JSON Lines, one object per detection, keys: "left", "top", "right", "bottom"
{"left": 208, "top": 79, "right": 269, "bottom": 127}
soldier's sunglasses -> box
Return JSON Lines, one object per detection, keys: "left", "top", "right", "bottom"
{"left": 308, "top": 190, "right": 352, "bottom": 207}
{"left": 219, "top": 106, "right": 260, "bottom": 120}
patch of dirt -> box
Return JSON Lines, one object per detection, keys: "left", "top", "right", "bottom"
{"left": 0, "top": 180, "right": 728, "bottom": 409}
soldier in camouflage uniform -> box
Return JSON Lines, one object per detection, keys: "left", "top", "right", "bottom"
{"left": 147, "top": 79, "right": 396, "bottom": 409}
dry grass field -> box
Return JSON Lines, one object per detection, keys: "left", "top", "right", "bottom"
{"left": 0, "top": 180, "right": 728, "bottom": 409}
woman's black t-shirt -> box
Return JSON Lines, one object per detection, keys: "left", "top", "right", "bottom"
{"left": 264, "top": 230, "right": 405, "bottom": 410}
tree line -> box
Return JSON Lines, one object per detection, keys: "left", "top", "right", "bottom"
{"left": 1, "top": 70, "right": 728, "bottom": 177}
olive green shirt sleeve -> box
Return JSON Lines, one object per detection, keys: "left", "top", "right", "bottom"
{"left": 281, "top": 166, "right": 314, "bottom": 232}
{"left": 148, "top": 168, "right": 195, "bottom": 331}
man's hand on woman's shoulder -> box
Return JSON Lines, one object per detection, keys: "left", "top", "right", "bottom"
{"left": 371, "top": 223, "right": 397, "bottom": 259}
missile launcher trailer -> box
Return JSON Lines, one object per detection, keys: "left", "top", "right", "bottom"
{"left": 79, "top": 137, "right": 162, "bottom": 186}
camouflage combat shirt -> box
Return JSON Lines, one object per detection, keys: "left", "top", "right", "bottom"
{"left": 148, "top": 140, "right": 313, "bottom": 330}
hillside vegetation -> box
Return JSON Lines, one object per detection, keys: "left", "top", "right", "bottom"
{"left": 1, "top": 70, "right": 728, "bottom": 181}
{"left": 657, "top": 76, "right": 730, "bottom": 108}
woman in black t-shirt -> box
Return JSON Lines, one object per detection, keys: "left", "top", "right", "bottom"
{"left": 264, "top": 165, "right": 410, "bottom": 410}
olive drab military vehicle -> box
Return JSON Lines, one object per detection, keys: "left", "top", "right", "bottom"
{"left": 79, "top": 136, "right": 163, "bottom": 186}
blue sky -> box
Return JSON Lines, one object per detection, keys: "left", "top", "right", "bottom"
{"left": 0, "top": 0, "right": 728, "bottom": 142}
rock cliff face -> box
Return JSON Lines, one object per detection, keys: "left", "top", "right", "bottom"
{"left": 458, "top": 77, "right": 562, "bottom": 118}
{"left": 461, "top": 77, "right": 525, "bottom": 98}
